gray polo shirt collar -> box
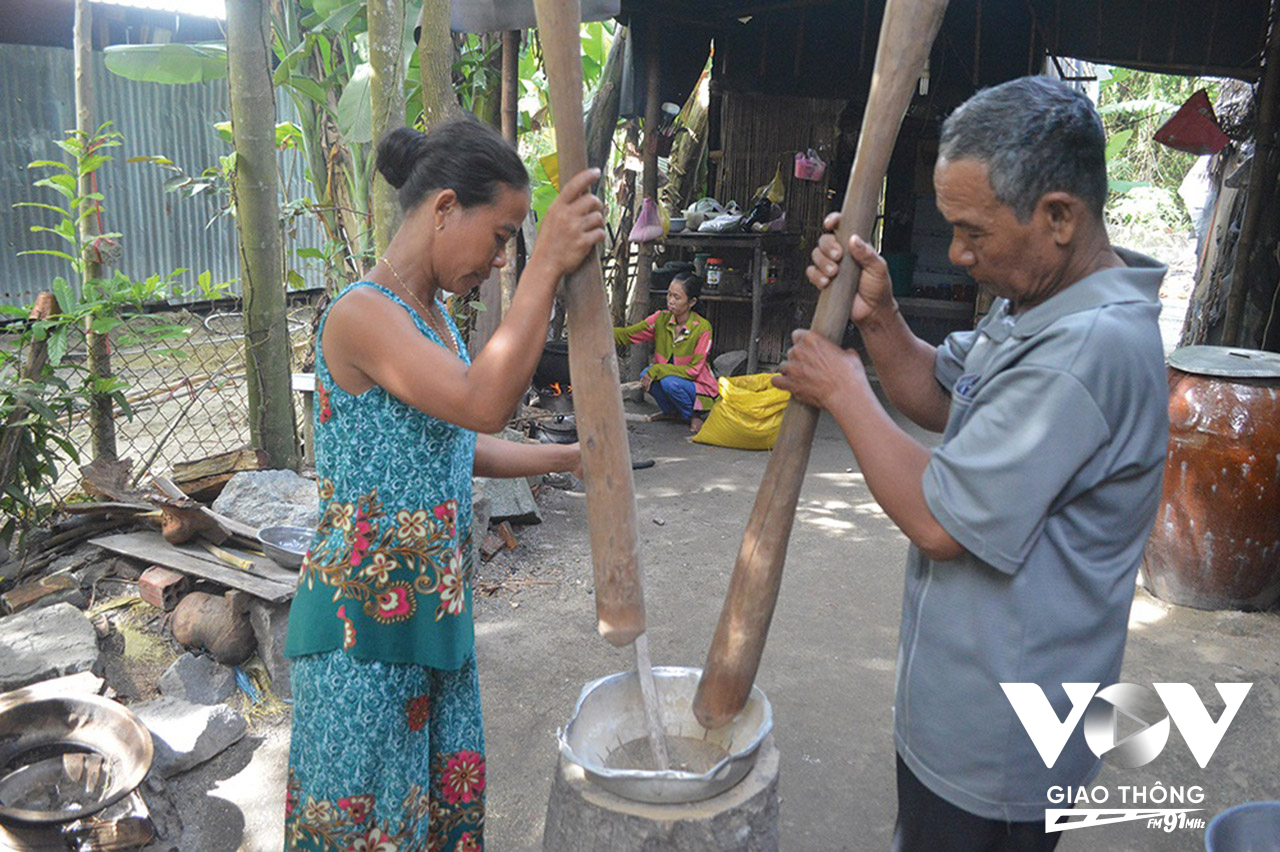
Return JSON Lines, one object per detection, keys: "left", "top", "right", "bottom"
{"left": 984, "top": 247, "right": 1166, "bottom": 343}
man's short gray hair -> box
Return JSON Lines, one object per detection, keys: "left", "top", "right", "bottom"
{"left": 939, "top": 76, "right": 1108, "bottom": 222}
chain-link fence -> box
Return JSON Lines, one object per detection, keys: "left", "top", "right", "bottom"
{"left": 44, "top": 299, "right": 321, "bottom": 500}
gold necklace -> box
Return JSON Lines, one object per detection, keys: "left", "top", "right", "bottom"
{"left": 382, "top": 256, "right": 458, "bottom": 356}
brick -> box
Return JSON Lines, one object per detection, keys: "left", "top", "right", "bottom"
{"left": 496, "top": 520, "right": 518, "bottom": 551}
{"left": 480, "top": 533, "right": 507, "bottom": 562}
{"left": 138, "top": 566, "right": 189, "bottom": 611}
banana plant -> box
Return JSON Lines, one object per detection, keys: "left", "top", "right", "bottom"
{"left": 102, "top": 0, "right": 414, "bottom": 290}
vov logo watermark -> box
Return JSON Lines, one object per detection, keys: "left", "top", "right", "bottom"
{"left": 1000, "top": 682, "right": 1252, "bottom": 833}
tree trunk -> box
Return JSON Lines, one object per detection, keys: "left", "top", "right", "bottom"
{"left": 227, "top": 0, "right": 299, "bottom": 471}
{"left": 369, "top": 0, "right": 409, "bottom": 256}
{"left": 611, "top": 122, "right": 639, "bottom": 326}
{"left": 472, "top": 33, "right": 504, "bottom": 129}
{"left": 500, "top": 29, "right": 520, "bottom": 317}
{"left": 585, "top": 26, "right": 626, "bottom": 173}
{"left": 1222, "top": 0, "right": 1280, "bottom": 347}
{"left": 74, "top": 0, "right": 116, "bottom": 462}
{"left": 418, "top": 0, "right": 462, "bottom": 130}
{"left": 627, "top": 34, "right": 662, "bottom": 381}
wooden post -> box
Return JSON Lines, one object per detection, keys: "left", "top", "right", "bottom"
{"left": 369, "top": 0, "right": 408, "bottom": 256}
{"left": 471, "top": 30, "right": 524, "bottom": 354}
{"left": 74, "top": 0, "right": 116, "bottom": 462}
{"left": 749, "top": 241, "right": 764, "bottom": 373}
{"left": 694, "top": 0, "right": 952, "bottom": 729}
{"left": 533, "top": 0, "right": 644, "bottom": 646}
{"left": 1222, "top": 0, "right": 1280, "bottom": 347}
{"left": 627, "top": 30, "right": 662, "bottom": 381}
{"left": 228, "top": 0, "right": 299, "bottom": 471}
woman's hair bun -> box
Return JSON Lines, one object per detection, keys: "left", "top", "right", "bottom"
{"left": 376, "top": 127, "right": 427, "bottom": 190}
{"left": 377, "top": 118, "right": 527, "bottom": 212}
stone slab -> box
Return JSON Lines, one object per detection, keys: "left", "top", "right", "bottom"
{"left": 474, "top": 476, "right": 541, "bottom": 526}
{"left": 157, "top": 653, "right": 236, "bottom": 705}
{"left": 713, "top": 350, "right": 750, "bottom": 379}
{"left": 543, "top": 734, "right": 780, "bottom": 852}
{"left": 248, "top": 599, "right": 291, "bottom": 700}
{"left": 212, "top": 469, "right": 319, "bottom": 531}
{"left": 0, "top": 602, "right": 100, "bottom": 692}
{"left": 130, "top": 696, "right": 247, "bottom": 778}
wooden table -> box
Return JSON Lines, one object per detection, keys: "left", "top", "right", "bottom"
{"left": 661, "top": 232, "right": 800, "bottom": 373}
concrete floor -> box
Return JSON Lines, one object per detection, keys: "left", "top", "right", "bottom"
{"left": 190, "top": 391, "right": 1280, "bottom": 852}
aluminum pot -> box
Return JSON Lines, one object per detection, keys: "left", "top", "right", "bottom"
{"left": 558, "top": 666, "right": 772, "bottom": 804}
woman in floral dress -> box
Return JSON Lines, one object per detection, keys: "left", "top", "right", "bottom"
{"left": 283, "top": 120, "right": 604, "bottom": 852}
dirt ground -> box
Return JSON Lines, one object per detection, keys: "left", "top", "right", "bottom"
{"left": 164, "top": 378, "right": 1280, "bottom": 852}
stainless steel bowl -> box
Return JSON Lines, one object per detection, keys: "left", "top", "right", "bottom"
{"left": 0, "top": 693, "right": 153, "bottom": 824}
{"left": 557, "top": 666, "right": 773, "bottom": 804}
{"left": 257, "top": 525, "right": 314, "bottom": 569}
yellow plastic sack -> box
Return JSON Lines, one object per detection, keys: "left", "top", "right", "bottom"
{"left": 692, "top": 373, "right": 791, "bottom": 451}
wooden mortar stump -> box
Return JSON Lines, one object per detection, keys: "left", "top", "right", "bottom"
{"left": 543, "top": 734, "right": 779, "bottom": 852}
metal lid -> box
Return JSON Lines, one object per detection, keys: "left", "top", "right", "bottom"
{"left": 1169, "top": 346, "right": 1280, "bottom": 378}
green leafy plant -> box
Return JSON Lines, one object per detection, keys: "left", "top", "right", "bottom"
{"left": 1099, "top": 67, "right": 1220, "bottom": 221}
{"left": 0, "top": 335, "right": 79, "bottom": 545}
{"left": 1, "top": 124, "right": 229, "bottom": 536}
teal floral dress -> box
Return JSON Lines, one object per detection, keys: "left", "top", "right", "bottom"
{"left": 284, "top": 282, "right": 485, "bottom": 852}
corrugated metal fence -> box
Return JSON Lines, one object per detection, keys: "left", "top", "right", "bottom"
{"left": 0, "top": 42, "right": 327, "bottom": 308}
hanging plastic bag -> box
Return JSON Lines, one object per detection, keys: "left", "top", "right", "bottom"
{"left": 753, "top": 164, "right": 785, "bottom": 205}
{"left": 1154, "top": 90, "right": 1230, "bottom": 155}
{"left": 629, "top": 197, "right": 664, "bottom": 243}
{"left": 692, "top": 374, "right": 791, "bottom": 450}
{"left": 540, "top": 152, "right": 560, "bottom": 191}
{"left": 793, "top": 148, "right": 827, "bottom": 182}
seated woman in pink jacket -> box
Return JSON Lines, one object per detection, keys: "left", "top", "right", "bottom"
{"left": 614, "top": 272, "right": 718, "bottom": 433}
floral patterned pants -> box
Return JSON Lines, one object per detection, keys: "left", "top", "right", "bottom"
{"left": 285, "top": 650, "right": 485, "bottom": 851}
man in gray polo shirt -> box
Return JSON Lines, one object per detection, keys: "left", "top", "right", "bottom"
{"left": 776, "top": 76, "right": 1168, "bottom": 850}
